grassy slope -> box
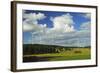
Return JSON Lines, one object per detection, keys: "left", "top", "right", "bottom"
{"left": 24, "top": 48, "right": 91, "bottom": 61}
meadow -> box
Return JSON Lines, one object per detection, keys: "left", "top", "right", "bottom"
{"left": 23, "top": 44, "right": 91, "bottom": 62}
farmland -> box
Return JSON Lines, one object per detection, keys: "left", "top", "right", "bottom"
{"left": 23, "top": 44, "right": 91, "bottom": 62}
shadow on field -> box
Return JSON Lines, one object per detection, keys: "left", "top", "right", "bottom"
{"left": 23, "top": 56, "right": 59, "bottom": 62}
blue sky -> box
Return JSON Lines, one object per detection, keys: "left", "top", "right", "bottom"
{"left": 23, "top": 10, "right": 91, "bottom": 47}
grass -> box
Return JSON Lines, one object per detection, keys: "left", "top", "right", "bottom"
{"left": 23, "top": 48, "right": 91, "bottom": 61}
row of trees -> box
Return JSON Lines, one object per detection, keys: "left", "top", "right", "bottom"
{"left": 23, "top": 44, "right": 72, "bottom": 55}
{"left": 23, "top": 44, "right": 90, "bottom": 55}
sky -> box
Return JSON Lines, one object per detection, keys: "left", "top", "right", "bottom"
{"left": 22, "top": 10, "right": 91, "bottom": 47}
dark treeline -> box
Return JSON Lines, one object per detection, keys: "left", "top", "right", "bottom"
{"left": 23, "top": 44, "right": 90, "bottom": 55}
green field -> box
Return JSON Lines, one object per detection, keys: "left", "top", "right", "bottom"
{"left": 23, "top": 44, "right": 91, "bottom": 62}
{"left": 30, "top": 48, "right": 90, "bottom": 61}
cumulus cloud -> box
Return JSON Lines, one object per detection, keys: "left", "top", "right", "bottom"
{"left": 50, "top": 13, "right": 75, "bottom": 33}
{"left": 23, "top": 20, "right": 47, "bottom": 32}
{"left": 23, "top": 12, "right": 46, "bottom": 20}
{"left": 23, "top": 11, "right": 47, "bottom": 32}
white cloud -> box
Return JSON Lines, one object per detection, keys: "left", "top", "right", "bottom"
{"left": 23, "top": 12, "right": 46, "bottom": 20}
{"left": 23, "top": 20, "right": 47, "bottom": 32}
{"left": 83, "top": 13, "right": 91, "bottom": 19}
{"left": 31, "top": 30, "right": 90, "bottom": 47}
{"left": 80, "top": 21, "right": 91, "bottom": 30}
{"left": 23, "top": 11, "right": 47, "bottom": 32}
{"left": 50, "top": 13, "right": 75, "bottom": 33}
{"left": 23, "top": 20, "right": 34, "bottom": 31}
